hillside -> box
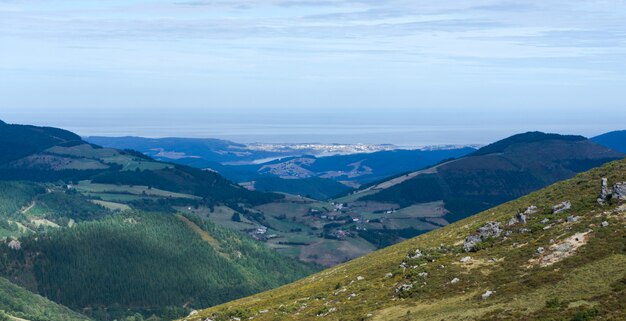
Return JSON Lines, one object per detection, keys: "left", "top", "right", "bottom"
{"left": 593, "top": 130, "right": 626, "bottom": 154}
{"left": 188, "top": 158, "right": 626, "bottom": 321}
{"left": 344, "top": 132, "right": 623, "bottom": 220}
{"left": 0, "top": 277, "right": 90, "bottom": 321}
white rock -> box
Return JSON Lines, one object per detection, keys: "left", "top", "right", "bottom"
{"left": 601, "top": 221, "right": 609, "bottom": 227}
{"left": 460, "top": 256, "right": 472, "bottom": 263}
{"left": 356, "top": 276, "right": 365, "bottom": 281}
{"left": 481, "top": 290, "right": 494, "bottom": 300}
{"left": 450, "top": 277, "right": 460, "bottom": 284}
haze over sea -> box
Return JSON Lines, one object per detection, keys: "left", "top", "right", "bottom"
{"left": 2, "top": 108, "right": 623, "bottom": 146}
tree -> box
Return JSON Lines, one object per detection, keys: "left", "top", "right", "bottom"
{"left": 231, "top": 212, "right": 241, "bottom": 222}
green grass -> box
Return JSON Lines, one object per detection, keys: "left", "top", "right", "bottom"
{"left": 188, "top": 158, "right": 626, "bottom": 321}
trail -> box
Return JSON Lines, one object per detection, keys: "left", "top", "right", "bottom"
{"left": 21, "top": 201, "right": 36, "bottom": 214}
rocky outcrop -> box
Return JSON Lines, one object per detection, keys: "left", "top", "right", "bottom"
{"left": 613, "top": 183, "right": 626, "bottom": 201}
{"left": 463, "top": 222, "right": 502, "bottom": 252}
{"left": 7, "top": 239, "right": 21, "bottom": 250}
{"left": 598, "top": 178, "right": 610, "bottom": 205}
{"left": 552, "top": 201, "right": 571, "bottom": 214}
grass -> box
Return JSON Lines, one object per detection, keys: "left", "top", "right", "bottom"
{"left": 187, "top": 158, "right": 626, "bottom": 321}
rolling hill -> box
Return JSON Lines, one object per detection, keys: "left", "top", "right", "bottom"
{"left": 593, "top": 130, "right": 626, "bottom": 154}
{"left": 0, "top": 121, "right": 317, "bottom": 320}
{"left": 187, "top": 157, "right": 626, "bottom": 321}
{"left": 343, "top": 132, "right": 623, "bottom": 220}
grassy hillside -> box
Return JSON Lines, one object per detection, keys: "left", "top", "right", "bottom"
{"left": 0, "top": 212, "right": 317, "bottom": 320}
{"left": 188, "top": 158, "right": 626, "bottom": 321}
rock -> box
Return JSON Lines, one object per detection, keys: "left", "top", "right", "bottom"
{"left": 385, "top": 272, "right": 394, "bottom": 278}
{"left": 481, "top": 290, "right": 494, "bottom": 300}
{"left": 504, "top": 230, "right": 513, "bottom": 237}
{"left": 598, "top": 178, "right": 610, "bottom": 205}
{"left": 357, "top": 276, "right": 365, "bottom": 281}
{"left": 614, "top": 183, "right": 626, "bottom": 201}
{"left": 541, "top": 218, "right": 550, "bottom": 224}
{"left": 536, "top": 247, "right": 545, "bottom": 254}
{"left": 519, "top": 228, "right": 531, "bottom": 233}
{"left": 517, "top": 212, "right": 527, "bottom": 225}
{"left": 524, "top": 205, "right": 539, "bottom": 215}
{"left": 507, "top": 217, "right": 518, "bottom": 226}
{"left": 460, "top": 256, "right": 472, "bottom": 263}
{"left": 552, "top": 201, "right": 572, "bottom": 214}
{"left": 463, "top": 222, "right": 502, "bottom": 252}
{"left": 7, "top": 239, "right": 21, "bottom": 251}
{"left": 418, "top": 272, "right": 428, "bottom": 277}
{"left": 567, "top": 216, "right": 579, "bottom": 223}
{"left": 450, "top": 277, "right": 460, "bottom": 284}
{"left": 188, "top": 310, "right": 198, "bottom": 316}
{"left": 396, "top": 283, "right": 413, "bottom": 293}
{"left": 259, "top": 310, "right": 269, "bottom": 314}
{"left": 407, "top": 249, "right": 423, "bottom": 259}
{"left": 601, "top": 221, "right": 609, "bottom": 227}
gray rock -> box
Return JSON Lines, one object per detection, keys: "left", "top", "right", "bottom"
{"left": 614, "top": 183, "right": 626, "bottom": 201}
{"left": 601, "top": 221, "right": 609, "bottom": 227}
{"left": 536, "top": 247, "right": 545, "bottom": 254}
{"left": 517, "top": 212, "right": 527, "bottom": 225}
{"left": 598, "top": 178, "right": 610, "bottom": 205}
{"left": 519, "top": 228, "right": 531, "bottom": 233}
{"left": 463, "top": 222, "right": 502, "bottom": 252}
{"left": 567, "top": 216, "right": 579, "bottom": 223}
{"left": 507, "top": 217, "right": 519, "bottom": 226}
{"left": 481, "top": 290, "right": 494, "bottom": 300}
{"left": 450, "top": 277, "right": 460, "bottom": 284}
{"left": 407, "top": 248, "right": 423, "bottom": 259}
{"left": 552, "top": 201, "right": 572, "bottom": 214}
{"left": 460, "top": 256, "right": 472, "bottom": 263}
{"left": 396, "top": 283, "right": 413, "bottom": 293}
{"left": 541, "top": 218, "right": 550, "bottom": 224}
{"left": 524, "top": 205, "right": 538, "bottom": 215}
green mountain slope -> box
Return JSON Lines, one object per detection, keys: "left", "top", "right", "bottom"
{"left": 189, "top": 158, "right": 626, "bottom": 321}
{"left": 0, "top": 212, "right": 317, "bottom": 320}
{"left": 353, "top": 132, "right": 623, "bottom": 219}
{"left": 0, "top": 276, "right": 90, "bottom": 321}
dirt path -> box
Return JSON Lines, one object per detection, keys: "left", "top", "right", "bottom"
{"left": 21, "top": 201, "right": 36, "bottom": 214}
{"left": 176, "top": 214, "right": 224, "bottom": 255}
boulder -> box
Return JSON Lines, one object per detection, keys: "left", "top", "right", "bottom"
{"left": 460, "top": 256, "right": 472, "bottom": 263}
{"left": 614, "top": 183, "right": 626, "bottom": 201}
{"left": 598, "top": 178, "right": 610, "bottom": 205}
{"left": 517, "top": 212, "right": 527, "bottom": 225}
{"left": 524, "top": 205, "right": 538, "bottom": 215}
{"left": 536, "top": 247, "right": 545, "bottom": 254}
{"left": 407, "top": 249, "right": 423, "bottom": 259}
{"left": 396, "top": 283, "right": 413, "bottom": 293}
{"left": 567, "top": 216, "right": 579, "bottom": 223}
{"left": 463, "top": 222, "right": 502, "bottom": 252}
{"left": 450, "top": 277, "right": 460, "bottom": 284}
{"left": 552, "top": 201, "right": 571, "bottom": 214}
{"left": 7, "top": 240, "right": 20, "bottom": 251}
{"left": 601, "top": 221, "right": 609, "bottom": 227}
{"left": 481, "top": 290, "right": 494, "bottom": 300}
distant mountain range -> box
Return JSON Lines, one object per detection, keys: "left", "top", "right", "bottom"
{"left": 85, "top": 136, "right": 476, "bottom": 199}
{"left": 189, "top": 154, "right": 626, "bottom": 321}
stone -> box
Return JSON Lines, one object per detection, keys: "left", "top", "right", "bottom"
{"left": 614, "top": 183, "right": 626, "bottom": 201}
{"left": 507, "top": 217, "right": 518, "bottom": 226}
{"left": 541, "top": 218, "right": 550, "bottom": 224}
{"left": 396, "top": 283, "right": 413, "bottom": 293}
{"left": 481, "top": 290, "right": 494, "bottom": 300}
{"left": 7, "top": 239, "right": 21, "bottom": 251}
{"left": 536, "top": 247, "right": 545, "bottom": 254}
{"left": 450, "top": 277, "right": 460, "bottom": 284}
{"left": 407, "top": 249, "right": 423, "bottom": 259}
{"left": 463, "top": 222, "right": 502, "bottom": 252}
{"left": 601, "top": 221, "right": 609, "bottom": 227}
{"left": 517, "top": 212, "right": 527, "bottom": 225}
{"left": 552, "top": 201, "right": 572, "bottom": 214}
{"left": 567, "top": 216, "right": 579, "bottom": 223}
{"left": 385, "top": 272, "right": 394, "bottom": 278}
{"left": 519, "top": 228, "right": 531, "bottom": 233}
{"left": 524, "top": 205, "right": 539, "bottom": 215}
{"left": 357, "top": 276, "right": 365, "bottom": 281}
{"left": 598, "top": 178, "right": 610, "bottom": 205}
{"left": 418, "top": 272, "right": 428, "bottom": 277}
{"left": 460, "top": 256, "right": 472, "bottom": 263}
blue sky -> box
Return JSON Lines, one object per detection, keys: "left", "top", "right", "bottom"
{"left": 1, "top": 0, "right": 625, "bottom": 143}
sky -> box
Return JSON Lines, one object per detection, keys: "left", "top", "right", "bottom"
{"left": 1, "top": 0, "right": 625, "bottom": 144}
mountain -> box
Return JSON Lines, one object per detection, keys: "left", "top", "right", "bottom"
{"left": 188, "top": 158, "right": 626, "bottom": 321}
{"left": 0, "top": 121, "right": 316, "bottom": 320}
{"left": 0, "top": 277, "right": 90, "bottom": 321}
{"left": 85, "top": 136, "right": 475, "bottom": 197}
{"left": 593, "top": 130, "right": 626, "bottom": 154}
{"left": 343, "top": 132, "right": 623, "bottom": 220}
